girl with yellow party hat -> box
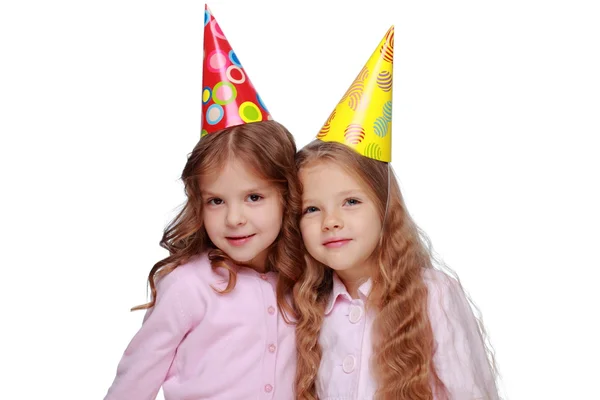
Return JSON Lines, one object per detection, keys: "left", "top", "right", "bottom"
{"left": 104, "top": 6, "right": 302, "bottom": 399}
{"left": 293, "top": 27, "right": 500, "bottom": 400}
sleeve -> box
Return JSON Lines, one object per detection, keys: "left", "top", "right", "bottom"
{"left": 426, "top": 270, "right": 500, "bottom": 400}
{"left": 104, "top": 268, "right": 203, "bottom": 400}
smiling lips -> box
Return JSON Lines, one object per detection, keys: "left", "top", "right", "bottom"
{"left": 322, "top": 237, "right": 352, "bottom": 248}
{"left": 226, "top": 234, "right": 256, "bottom": 246}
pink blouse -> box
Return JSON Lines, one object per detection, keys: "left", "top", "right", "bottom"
{"left": 104, "top": 253, "right": 296, "bottom": 400}
{"left": 317, "top": 268, "right": 499, "bottom": 400}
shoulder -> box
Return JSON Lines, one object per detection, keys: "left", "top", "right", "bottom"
{"left": 158, "top": 252, "right": 213, "bottom": 282}
{"left": 145, "top": 253, "right": 215, "bottom": 324}
{"left": 422, "top": 268, "right": 475, "bottom": 324}
{"left": 422, "top": 268, "right": 461, "bottom": 302}
{"left": 153, "top": 253, "right": 214, "bottom": 303}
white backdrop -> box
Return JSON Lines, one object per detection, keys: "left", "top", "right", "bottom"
{"left": 1, "top": 1, "right": 598, "bottom": 399}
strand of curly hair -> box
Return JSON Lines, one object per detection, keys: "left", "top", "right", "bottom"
{"left": 293, "top": 141, "right": 447, "bottom": 399}
{"left": 369, "top": 175, "right": 446, "bottom": 400}
{"left": 132, "top": 121, "right": 304, "bottom": 322}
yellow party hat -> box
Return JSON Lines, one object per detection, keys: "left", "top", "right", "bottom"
{"left": 317, "top": 26, "right": 394, "bottom": 162}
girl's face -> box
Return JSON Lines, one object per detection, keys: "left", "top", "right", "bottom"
{"left": 200, "top": 159, "right": 283, "bottom": 271}
{"left": 299, "top": 160, "right": 382, "bottom": 282}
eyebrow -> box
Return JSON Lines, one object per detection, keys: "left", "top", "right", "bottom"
{"left": 338, "top": 189, "right": 365, "bottom": 197}
{"left": 200, "top": 186, "right": 273, "bottom": 197}
{"left": 302, "top": 189, "right": 365, "bottom": 205}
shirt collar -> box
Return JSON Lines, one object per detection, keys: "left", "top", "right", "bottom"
{"left": 324, "top": 273, "right": 373, "bottom": 315}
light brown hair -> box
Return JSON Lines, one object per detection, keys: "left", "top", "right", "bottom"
{"left": 294, "top": 140, "right": 448, "bottom": 399}
{"left": 133, "top": 121, "right": 303, "bottom": 319}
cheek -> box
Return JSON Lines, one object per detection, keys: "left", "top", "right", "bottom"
{"left": 299, "top": 219, "right": 309, "bottom": 237}
{"left": 257, "top": 201, "right": 283, "bottom": 231}
{"left": 363, "top": 219, "right": 382, "bottom": 249}
{"left": 362, "top": 218, "right": 381, "bottom": 234}
{"left": 202, "top": 210, "right": 220, "bottom": 233}
{"left": 361, "top": 208, "right": 382, "bottom": 233}
{"left": 300, "top": 220, "right": 320, "bottom": 246}
{"left": 269, "top": 213, "right": 283, "bottom": 232}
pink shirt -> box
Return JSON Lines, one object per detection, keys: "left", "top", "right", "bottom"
{"left": 104, "top": 253, "right": 296, "bottom": 400}
{"left": 317, "top": 269, "right": 499, "bottom": 400}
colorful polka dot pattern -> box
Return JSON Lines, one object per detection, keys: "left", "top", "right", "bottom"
{"left": 201, "top": 5, "right": 271, "bottom": 137}
{"left": 316, "top": 26, "right": 394, "bottom": 162}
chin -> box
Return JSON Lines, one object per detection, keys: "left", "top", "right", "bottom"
{"left": 230, "top": 253, "right": 258, "bottom": 263}
{"left": 328, "top": 264, "right": 353, "bottom": 273}
{"left": 330, "top": 256, "right": 368, "bottom": 274}
{"left": 323, "top": 258, "right": 354, "bottom": 272}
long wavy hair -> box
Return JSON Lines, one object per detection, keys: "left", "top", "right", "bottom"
{"left": 133, "top": 121, "right": 303, "bottom": 320}
{"left": 293, "top": 140, "right": 495, "bottom": 399}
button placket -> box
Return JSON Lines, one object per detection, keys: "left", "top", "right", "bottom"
{"left": 259, "top": 273, "right": 278, "bottom": 398}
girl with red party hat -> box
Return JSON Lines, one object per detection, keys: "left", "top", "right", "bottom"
{"left": 293, "top": 27, "right": 500, "bottom": 400}
{"left": 105, "top": 6, "right": 301, "bottom": 399}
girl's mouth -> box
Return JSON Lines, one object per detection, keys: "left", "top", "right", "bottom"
{"left": 226, "top": 234, "right": 256, "bottom": 246}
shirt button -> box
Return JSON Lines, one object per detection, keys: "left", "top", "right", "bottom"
{"left": 267, "top": 306, "right": 276, "bottom": 315}
{"left": 349, "top": 305, "right": 363, "bottom": 323}
{"left": 264, "top": 384, "right": 273, "bottom": 393}
{"left": 268, "top": 344, "right": 276, "bottom": 353}
{"left": 342, "top": 355, "right": 356, "bottom": 373}
{"left": 260, "top": 274, "right": 268, "bottom": 280}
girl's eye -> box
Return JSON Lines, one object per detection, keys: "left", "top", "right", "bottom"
{"left": 303, "top": 206, "right": 319, "bottom": 214}
{"left": 247, "top": 194, "right": 263, "bottom": 202}
{"left": 345, "top": 198, "right": 361, "bottom": 206}
{"left": 208, "top": 198, "right": 223, "bottom": 206}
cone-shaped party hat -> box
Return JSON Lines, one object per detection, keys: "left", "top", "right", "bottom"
{"left": 201, "top": 5, "right": 271, "bottom": 137}
{"left": 316, "top": 26, "right": 394, "bottom": 162}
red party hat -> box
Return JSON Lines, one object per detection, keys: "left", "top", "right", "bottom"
{"left": 201, "top": 5, "right": 272, "bottom": 137}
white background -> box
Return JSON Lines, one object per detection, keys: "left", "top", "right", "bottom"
{"left": 1, "top": 0, "right": 599, "bottom": 399}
